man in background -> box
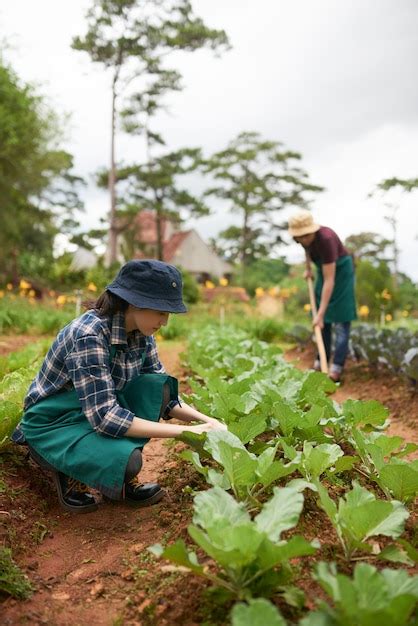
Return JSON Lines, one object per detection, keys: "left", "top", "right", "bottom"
{"left": 288, "top": 210, "right": 357, "bottom": 382}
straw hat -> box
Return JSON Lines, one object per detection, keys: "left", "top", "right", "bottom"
{"left": 288, "top": 210, "right": 320, "bottom": 237}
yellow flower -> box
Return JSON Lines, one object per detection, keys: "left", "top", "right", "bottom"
{"left": 205, "top": 280, "right": 215, "bottom": 289}
{"left": 49, "top": 290, "right": 56, "bottom": 297}
{"left": 19, "top": 290, "right": 26, "bottom": 297}
{"left": 219, "top": 277, "right": 228, "bottom": 287}
{"left": 56, "top": 295, "right": 67, "bottom": 305}
{"left": 402, "top": 310, "right": 409, "bottom": 318}
{"left": 255, "top": 287, "right": 265, "bottom": 297}
{"left": 381, "top": 288, "right": 392, "bottom": 300}
{"left": 268, "top": 287, "right": 279, "bottom": 297}
{"left": 28, "top": 289, "right": 36, "bottom": 297}
{"left": 303, "top": 303, "right": 311, "bottom": 312}
{"left": 6, "top": 283, "right": 13, "bottom": 291}
{"left": 0, "top": 290, "right": 4, "bottom": 298}
{"left": 87, "top": 282, "right": 97, "bottom": 292}
{"left": 385, "top": 313, "right": 392, "bottom": 322}
{"left": 359, "top": 305, "right": 370, "bottom": 318}
{"left": 19, "top": 279, "right": 31, "bottom": 290}
{"left": 280, "top": 288, "right": 290, "bottom": 299}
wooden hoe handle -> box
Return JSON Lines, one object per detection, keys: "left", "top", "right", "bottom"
{"left": 305, "top": 257, "right": 328, "bottom": 374}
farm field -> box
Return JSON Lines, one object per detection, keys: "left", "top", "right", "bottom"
{"left": 1, "top": 332, "right": 417, "bottom": 626}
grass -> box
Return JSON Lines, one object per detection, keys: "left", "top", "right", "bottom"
{"left": 0, "top": 547, "right": 33, "bottom": 599}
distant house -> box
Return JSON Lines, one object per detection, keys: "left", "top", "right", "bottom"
{"left": 129, "top": 211, "right": 232, "bottom": 281}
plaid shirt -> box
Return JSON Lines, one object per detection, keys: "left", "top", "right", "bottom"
{"left": 14, "top": 310, "right": 171, "bottom": 442}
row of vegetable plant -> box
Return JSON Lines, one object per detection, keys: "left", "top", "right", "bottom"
{"left": 150, "top": 327, "right": 418, "bottom": 625}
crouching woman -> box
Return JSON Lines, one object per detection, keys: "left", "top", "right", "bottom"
{"left": 12, "top": 260, "right": 226, "bottom": 513}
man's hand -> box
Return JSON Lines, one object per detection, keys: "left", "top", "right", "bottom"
{"left": 312, "top": 312, "right": 324, "bottom": 329}
{"left": 304, "top": 268, "right": 314, "bottom": 280}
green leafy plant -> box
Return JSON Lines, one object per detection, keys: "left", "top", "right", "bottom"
{"left": 316, "top": 481, "right": 409, "bottom": 560}
{"left": 300, "top": 562, "right": 418, "bottom": 626}
{"left": 181, "top": 430, "right": 296, "bottom": 504}
{"left": 150, "top": 486, "right": 318, "bottom": 600}
{"left": 351, "top": 430, "right": 418, "bottom": 502}
{"left": 0, "top": 547, "right": 33, "bottom": 599}
{"left": 230, "top": 598, "right": 287, "bottom": 626}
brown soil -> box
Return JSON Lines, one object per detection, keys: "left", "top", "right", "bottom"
{"left": 0, "top": 336, "right": 43, "bottom": 357}
{"left": 1, "top": 338, "right": 417, "bottom": 625}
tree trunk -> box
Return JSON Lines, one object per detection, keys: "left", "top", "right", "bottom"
{"left": 241, "top": 209, "right": 249, "bottom": 281}
{"left": 107, "top": 76, "right": 118, "bottom": 266}
{"left": 156, "top": 198, "right": 164, "bottom": 261}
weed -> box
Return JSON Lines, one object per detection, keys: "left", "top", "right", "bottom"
{"left": 0, "top": 547, "right": 33, "bottom": 599}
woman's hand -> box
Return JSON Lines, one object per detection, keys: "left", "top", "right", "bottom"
{"left": 184, "top": 421, "right": 227, "bottom": 435}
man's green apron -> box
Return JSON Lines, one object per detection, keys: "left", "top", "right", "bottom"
{"left": 314, "top": 255, "right": 357, "bottom": 323}
{"left": 21, "top": 347, "right": 178, "bottom": 499}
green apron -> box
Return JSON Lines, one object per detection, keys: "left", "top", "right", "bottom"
{"left": 314, "top": 255, "right": 357, "bottom": 323}
{"left": 21, "top": 347, "right": 178, "bottom": 499}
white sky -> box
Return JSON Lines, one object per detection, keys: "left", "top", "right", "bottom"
{"left": 1, "top": 0, "right": 418, "bottom": 279}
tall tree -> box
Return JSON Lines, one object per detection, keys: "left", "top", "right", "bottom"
{"left": 344, "top": 232, "right": 392, "bottom": 264}
{"left": 97, "top": 147, "right": 209, "bottom": 260}
{"left": 72, "top": 0, "right": 229, "bottom": 264}
{"left": 0, "top": 59, "right": 84, "bottom": 283}
{"left": 204, "top": 132, "right": 324, "bottom": 272}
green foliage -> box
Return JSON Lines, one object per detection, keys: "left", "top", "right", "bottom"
{"left": 150, "top": 486, "right": 317, "bottom": 599}
{"left": 0, "top": 57, "right": 84, "bottom": 283}
{"left": 301, "top": 562, "right": 418, "bottom": 626}
{"left": 240, "top": 258, "right": 290, "bottom": 295}
{"left": 0, "top": 547, "right": 33, "bottom": 599}
{"left": 0, "top": 296, "right": 73, "bottom": 335}
{"left": 204, "top": 131, "right": 323, "bottom": 267}
{"left": 231, "top": 598, "right": 287, "bottom": 626}
{"left": 73, "top": 0, "right": 229, "bottom": 262}
{"left": 376, "top": 177, "right": 418, "bottom": 193}
{"left": 103, "top": 148, "right": 210, "bottom": 260}
{"left": 355, "top": 259, "right": 396, "bottom": 319}
{"left": 316, "top": 481, "right": 409, "bottom": 560}
{"left": 178, "top": 268, "right": 200, "bottom": 305}
{"left": 344, "top": 231, "right": 392, "bottom": 263}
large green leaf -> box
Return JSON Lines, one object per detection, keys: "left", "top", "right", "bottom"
{"left": 192, "top": 486, "right": 250, "bottom": 531}
{"left": 342, "top": 399, "right": 389, "bottom": 428}
{"left": 148, "top": 540, "right": 204, "bottom": 575}
{"left": 256, "top": 535, "right": 318, "bottom": 570}
{"left": 273, "top": 399, "right": 302, "bottom": 436}
{"left": 188, "top": 523, "right": 263, "bottom": 569}
{"left": 340, "top": 497, "right": 409, "bottom": 542}
{"left": 312, "top": 561, "right": 418, "bottom": 626}
{"left": 254, "top": 486, "right": 304, "bottom": 542}
{"left": 229, "top": 412, "right": 266, "bottom": 444}
{"left": 301, "top": 442, "right": 344, "bottom": 480}
{"left": 378, "top": 463, "right": 418, "bottom": 502}
{"left": 231, "top": 598, "right": 287, "bottom": 626}
{"left": 204, "top": 431, "right": 258, "bottom": 491}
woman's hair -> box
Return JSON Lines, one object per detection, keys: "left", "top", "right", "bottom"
{"left": 84, "top": 290, "right": 129, "bottom": 316}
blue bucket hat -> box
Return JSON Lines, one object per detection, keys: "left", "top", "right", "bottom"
{"left": 106, "top": 259, "right": 187, "bottom": 313}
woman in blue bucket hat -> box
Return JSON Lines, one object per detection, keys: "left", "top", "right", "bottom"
{"left": 12, "top": 260, "right": 226, "bottom": 513}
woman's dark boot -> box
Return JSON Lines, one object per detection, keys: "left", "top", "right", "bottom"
{"left": 28, "top": 445, "right": 97, "bottom": 513}
{"left": 123, "top": 447, "right": 164, "bottom": 506}
{"left": 52, "top": 472, "right": 98, "bottom": 513}
{"left": 124, "top": 480, "right": 165, "bottom": 507}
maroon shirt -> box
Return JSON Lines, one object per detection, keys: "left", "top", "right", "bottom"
{"left": 308, "top": 226, "right": 349, "bottom": 264}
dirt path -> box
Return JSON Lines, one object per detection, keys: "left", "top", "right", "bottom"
{"left": 1, "top": 341, "right": 185, "bottom": 626}
{"left": 285, "top": 344, "right": 418, "bottom": 450}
